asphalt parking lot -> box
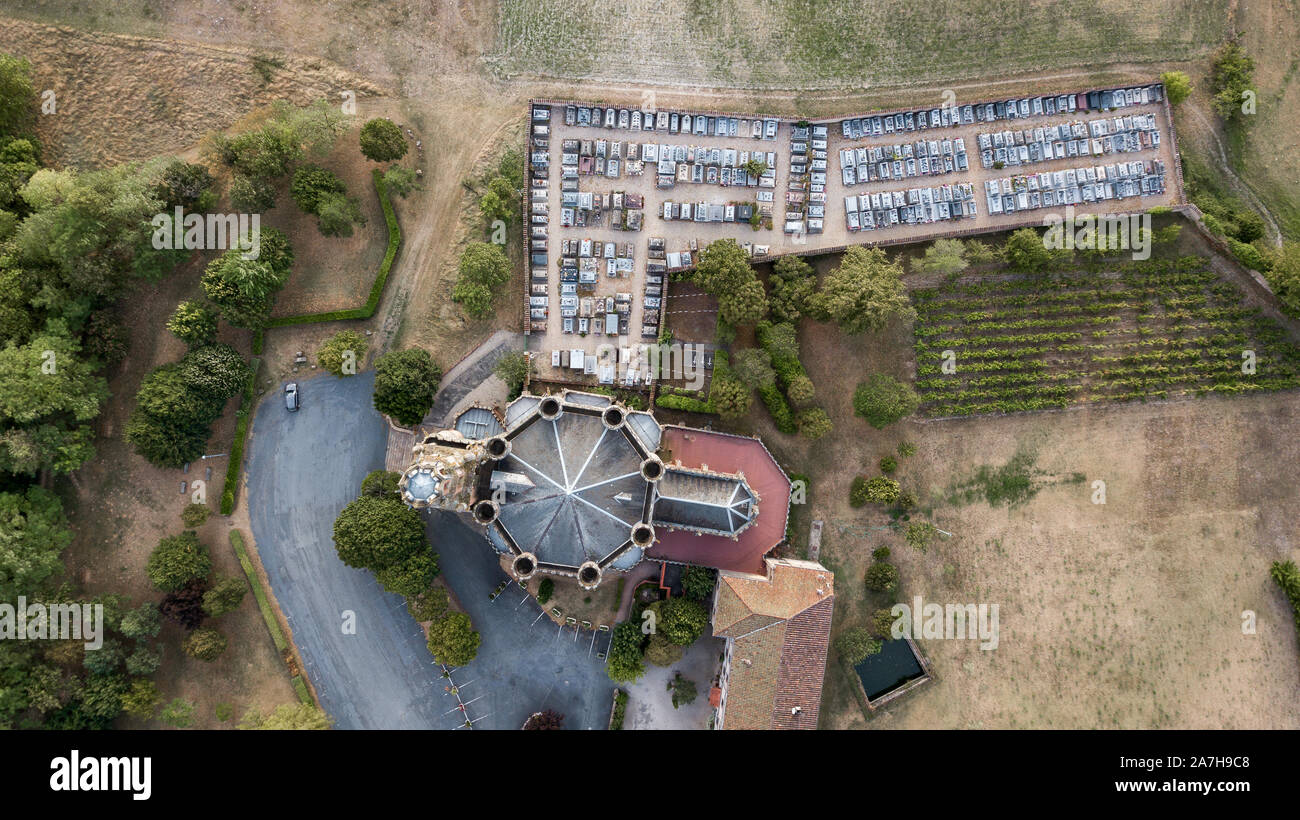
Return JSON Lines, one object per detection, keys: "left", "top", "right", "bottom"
{"left": 246, "top": 371, "right": 614, "bottom": 729}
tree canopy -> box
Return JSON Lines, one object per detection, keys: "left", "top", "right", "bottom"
{"left": 452, "top": 242, "right": 511, "bottom": 319}
{"left": 372, "top": 347, "right": 441, "bottom": 426}
{"left": 809, "top": 246, "right": 914, "bottom": 333}
{"left": 145, "top": 531, "right": 211, "bottom": 592}
{"left": 426, "top": 611, "right": 480, "bottom": 667}
{"left": 332, "top": 495, "right": 427, "bottom": 572}
{"left": 359, "top": 118, "right": 408, "bottom": 162}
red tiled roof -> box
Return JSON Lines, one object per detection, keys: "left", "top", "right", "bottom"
{"left": 713, "top": 560, "right": 836, "bottom": 730}
{"left": 648, "top": 426, "right": 790, "bottom": 574}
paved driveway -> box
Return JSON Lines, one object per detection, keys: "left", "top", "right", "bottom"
{"left": 246, "top": 371, "right": 614, "bottom": 730}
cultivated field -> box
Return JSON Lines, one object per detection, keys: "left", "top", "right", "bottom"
{"left": 490, "top": 0, "right": 1230, "bottom": 91}
{"left": 912, "top": 257, "right": 1300, "bottom": 416}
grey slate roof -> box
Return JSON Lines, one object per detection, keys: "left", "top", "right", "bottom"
{"left": 493, "top": 401, "right": 650, "bottom": 568}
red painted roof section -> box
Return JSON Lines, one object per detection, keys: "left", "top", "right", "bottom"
{"left": 649, "top": 426, "right": 790, "bottom": 574}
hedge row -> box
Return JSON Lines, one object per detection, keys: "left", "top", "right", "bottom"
{"left": 265, "top": 168, "right": 402, "bottom": 327}
{"left": 757, "top": 321, "right": 810, "bottom": 389}
{"left": 758, "top": 383, "right": 796, "bottom": 433}
{"left": 219, "top": 359, "right": 260, "bottom": 515}
{"left": 656, "top": 393, "right": 715, "bottom": 414}
{"left": 228, "top": 529, "right": 289, "bottom": 653}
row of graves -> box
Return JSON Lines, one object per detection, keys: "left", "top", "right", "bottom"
{"left": 984, "top": 159, "right": 1168, "bottom": 216}
{"left": 528, "top": 105, "right": 554, "bottom": 333}
{"left": 843, "top": 183, "right": 978, "bottom": 232}
{"left": 558, "top": 189, "right": 646, "bottom": 230}
{"left": 785, "top": 123, "right": 830, "bottom": 236}
{"left": 977, "top": 112, "right": 1162, "bottom": 169}
{"left": 658, "top": 199, "right": 760, "bottom": 225}
{"left": 547, "top": 238, "right": 639, "bottom": 336}
{"left": 839, "top": 83, "right": 1165, "bottom": 140}
{"left": 563, "top": 102, "right": 780, "bottom": 142}
{"left": 644, "top": 143, "right": 777, "bottom": 189}
{"left": 838, "top": 137, "right": 970, "bottom": 187}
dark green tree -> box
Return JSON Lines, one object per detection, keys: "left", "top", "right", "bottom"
{"left": 145, "top": 531, "right": 211, "bottom": 592}
{"left": 372, "top": 347, "right": 441, "bottom": 426}
{"left": 359, "top": 118, "right": 408, "bottom": 162}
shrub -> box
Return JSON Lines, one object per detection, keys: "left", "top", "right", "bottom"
{"left": 121, "top": 680, "right": 161, "bottom": 720}
{"left": 655, "top": 393, "right": 715, "bottom": 414}
{"left": 645, "top": 633, "right": 683, "bottom": 667}
{"left": 786, "top": 374, "right": 816, "bottom": 406}
{"left": 159, "top": 697, "right": 196, "bottom": 728}
{"left": 318, "top": 329, "right": 368, "bottom": 376}
{"left": 864, "top": 561, "right": 900, "bottom": 593}
{"left": 796, "top": 406, "right": 832, "bottom": 440}
{"left": 898, "top": 441, "right": 917, "bottom": 458}
{"left": 757, "top": 383, "right": 797, "bottom": 433}
{"left": 290, "top": 163, "right": 347, "bottom": 214}
{"left": 146, "top": 532, "right": 211, "bottom": 592}
{"left": 202, "top": 576, "right": 249, "bottom": 617}
{"left": 523, "top": 709, "right": 565, "bottom": 730}
{"left": 228, "top": 173, "right": 276, "bottom": 212}
{"left": 180, "top": 503, "right": 210, "bottom": 528}
{"left": 359, "top": 118, "right": 408, "bottom": 162}
{"left": 834, "top": 627, "right": 882, "bottom": 664}
{"left": 864, "top": 476, "right": 901, "bottom": 505}
{"left": 869, "top": 608, "right": 898, "bottom": 639}
{"left": 610, "top": 690, "right": 628, "bottom": 729}
{"left": 407, "top": 587, "right": 449, "bottom": 622}
{"left": 879, "top": 455, "right": 898, "bottom": 474}
{"left": 849, "top": 476, "right": 870, "bottom": 507}
{"left": 536, "top": 577, "right": 554, "bottom": 604}
{"left": 426, "top": 611, "right": 480, "bottom": 667}
{"left": 853, "top": 374, "right": 920, "bottom": 429}
{"left": 731, "top": 347, "right": 776, "bottom": 389}
{"left": 905, "top": 521, "right": 940, "bottom": 553}
{"left": 184, "top": 626, "right": 229, "bottom": 661}
{"left": 166, "top": 301, "right": 218, "bottom": 346}
{"left": 1270, "top": 560, "right": 1300, "bottom": 634}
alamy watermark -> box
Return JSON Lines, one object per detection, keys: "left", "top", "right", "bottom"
{"left": 151, "top": 207, "right": 261, "bottom": 260}
{"left": 891, "top": 595, "right": 999, "bottom": 650}
{"left": 1042, "top": 206, "right": 1151, "bottom": 261}
{"left": 592, "top": 342, "right": 708, "bottom": 391}
{"left": 0, "top": 597, "right": 103, "bottom": 650}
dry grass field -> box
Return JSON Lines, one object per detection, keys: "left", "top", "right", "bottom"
{"left": 814, "top": 391, "right": 1300, "bottom": 730}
